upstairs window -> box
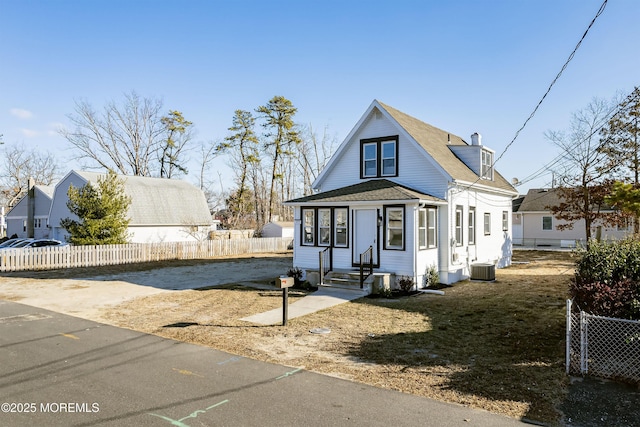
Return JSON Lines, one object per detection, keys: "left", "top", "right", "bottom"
{"left": 481, "top": 149, "right": 493, "bottom": 180}
{"left": 361, "top": 136, "right": 398, "bottom": 178}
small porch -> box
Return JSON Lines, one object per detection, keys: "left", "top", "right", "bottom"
{"left": 306, "top": 246, "right": 395, "bottom": 295}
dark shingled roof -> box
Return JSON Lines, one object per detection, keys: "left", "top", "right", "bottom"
{"left": 518, "top": 188, "right": 564, "bottom": 211}
{"left": 377, "top": 101, "right": 517, "bottom": 193}
{"left": 287, "top": 179, "right": 444, "bottom": 204}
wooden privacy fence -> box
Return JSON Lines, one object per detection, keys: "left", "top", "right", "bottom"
{"left": 0, "top": 238, "right": 293, "bottom": 272}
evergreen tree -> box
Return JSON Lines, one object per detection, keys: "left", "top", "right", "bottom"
{"left": 60, "top": 170, "right": 131, "bottom": 245}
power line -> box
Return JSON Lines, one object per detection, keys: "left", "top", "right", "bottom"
{"left": 493, "top": 0, "right": 608, "bottom": 168}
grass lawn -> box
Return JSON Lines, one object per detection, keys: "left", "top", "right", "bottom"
{"left": 102, "top": 250, "right": 575, "bottom": 425}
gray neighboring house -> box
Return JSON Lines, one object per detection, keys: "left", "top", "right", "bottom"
{"left": 5, "top": 185, "right": 55, "bottom": 239}
{"left": 46, "top": 170, "right": 214, "bottom": 243}
{"left": 512, "top": 188, "right": 632, "bottom": 247}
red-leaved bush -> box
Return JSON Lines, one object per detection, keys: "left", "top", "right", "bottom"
{"left": 571, "top": 239, "right": 640, "bottom": 320}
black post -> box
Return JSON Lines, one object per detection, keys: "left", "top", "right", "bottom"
{"left": 282, "top": 287, "right": 288, "bottom": 326}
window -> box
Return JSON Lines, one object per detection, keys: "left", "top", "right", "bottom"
{"left": 481, "top": 149, "right": 493, "bottom": 180}
{"left": 455, "top": 206, "right": 463, "bottom": 246}
{"left": 362, "top": 142, "right": 377, "bottom": 177}
{"left": 502, "top": 211, "right": 508, "bottom": 231}
{"left": 302, "top": 209, "right": 315, "bottom": 245}
{"left": 23, "top": 220, "right": 26, "bottom": 232}
{"left": 468, "top": 207, "right": 476, "bottom": 245}
{"left": 334, "top": 208, "right": 348, "bottom": 247}
{"left": 360, "top": 136, "right": 398, "bottom": 178}
{"left": 381, "top": 140, "right": 396, "bottom": 176}
{"left": 419, "top": 207, "right": 438, "bottom": 249}
{"left": 318, "top": 209, "right": 331, "bottom": 246}
{"left": 427, "top": 207, "right": 437, "bottom": 248}
{"left": 484, "top": 213, "right": 491, "bottom": 235}
{"left": 34, "top": 218, "right": 42, "bottom": 228}
{"left": 385, "top": 206, "right": 404, "bottom": 250}
{"left": 418, "top": 208, "right": 427, "bottom": 249}
{"left": 301, "top": 207, "right": 350, "bottom": 247}
{"left": 542, "top": 216, "right": 553, "bottom": 231}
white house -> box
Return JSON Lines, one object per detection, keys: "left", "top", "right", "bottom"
{"left": 5, "top": 185, "right": 55, "bottom": 239}
{"left": 261, "top": 221, "right": 294, "bottom": 238}
{"left": 47, "top": 170, "right": 213, "bottom": 243}
{"left": 285, "top": 100, "right": 518, "bottom": 287}
{"left": 513, "top": 188, "right": 632, "bottom": 247}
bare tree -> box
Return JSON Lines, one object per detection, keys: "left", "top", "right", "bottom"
{"left": 0, "top": 144, "right": 60, "bottom": 207}
{"left": 60, "top": 91, "right": 168, "bottom": 176}
{"left": 545, "top": 97, "right": 620, "bottom": 242}
{"left": 296, "top": 124, "right": 337, "bottom": 196}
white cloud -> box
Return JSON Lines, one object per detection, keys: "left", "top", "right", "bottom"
{"left": 10, "top": 108, "right": 34, "bottom": 120}
{"left": 20, "top": 128, "right": 40, "bottom": 138}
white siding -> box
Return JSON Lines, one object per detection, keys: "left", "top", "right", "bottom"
{"left": 318, "top": 111, "right": 449, "bottom": 198}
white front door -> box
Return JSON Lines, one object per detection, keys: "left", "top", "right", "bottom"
{"left": 353, "top": 209, "right": 378, "bottom": 265}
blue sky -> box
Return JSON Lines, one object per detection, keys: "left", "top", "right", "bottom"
{"left": 1, "top": 0, "right": 637, "bottom": 194}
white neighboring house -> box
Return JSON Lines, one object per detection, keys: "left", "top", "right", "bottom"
{"left": 513, "top": 188, "right": 632, "bottom": 247}
{"left": 261, "top": 221, "right": 294, "bottom": 238}
{"left": 5, "top": 185, "right": 55, "bottom": 239}
{"left": 48, "top": 170, "right": 213, "bottom": 243}
{"left": 285, "top": 100, "right": 518, "bottom": 286}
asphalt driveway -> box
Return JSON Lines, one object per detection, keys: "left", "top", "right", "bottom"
{"left": 0, "top": 300, "right": 527, "bottom": 427}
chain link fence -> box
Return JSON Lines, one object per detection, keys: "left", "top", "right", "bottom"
{"left": 566, "top": 299, "right": 640, "bottom": 383}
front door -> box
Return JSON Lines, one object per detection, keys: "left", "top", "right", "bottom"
{"left": 353, "top": 209, "right": 378, "bottom": 266}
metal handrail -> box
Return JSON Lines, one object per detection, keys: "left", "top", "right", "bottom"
{"left": 359, "top": 245, "right": 373, "bottom": 289}
{"left": 319, "top": 247, "right": 331, "bottom": 285}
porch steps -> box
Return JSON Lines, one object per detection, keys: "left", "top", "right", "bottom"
{"left": 320, "top": 270, "right": 372, "bottom": 294}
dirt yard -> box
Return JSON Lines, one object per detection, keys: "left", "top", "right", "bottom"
{"left": 2, "top": 250, "right": 637, "bottom": 426}
{"left": 98, "top": 251, "right": 572, "bottom": 425}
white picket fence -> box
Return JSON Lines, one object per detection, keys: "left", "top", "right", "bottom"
{"left": 0, "top": 238, "right": 293, "bottom": 272}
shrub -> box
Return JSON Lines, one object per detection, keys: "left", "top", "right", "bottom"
{"left": 396, "top": 275, "right": 415, "bottom": 294}
{"left": 287, "top": 267, "right": 304, "bottom": 287}
{"left": 424, "top": 264, "right": 439, "bottom": 288}
{"left": 572, "top": 239, "right": 640, "bottom": 319}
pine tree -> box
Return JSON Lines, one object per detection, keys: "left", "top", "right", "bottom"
{"left": 60, "top": 170, "right": 131, "bottom": 245}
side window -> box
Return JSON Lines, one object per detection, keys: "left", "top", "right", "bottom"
{"left": 427, "top": 207, "right": 437, "bottom": 248}
{"left": 418, "top": 208, "right": 427, "bottom": 249}
{"left": 502, "top": 211, "right": 509, "bottom": 231}
{"left": 468, "top": 207, "right": 476, "bottom": 245}
{"left": 455, "top": 206, "right": 463, "bottom": 246}
{"left": 484, "top": 213, "right": 491, "bottom": 235}
{"left": 542, "top": 216, "right": 553, "bottom": 231}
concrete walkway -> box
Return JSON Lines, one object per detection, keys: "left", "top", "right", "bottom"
{"left": 240, "top": 286, "right": 367, "bottom": 325}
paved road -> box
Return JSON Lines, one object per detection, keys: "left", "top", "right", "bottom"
{"left": 0, "top": 301, "right": 527, "bottom": 427}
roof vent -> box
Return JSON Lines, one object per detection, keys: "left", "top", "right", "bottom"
{"left": 471, "top": 132, "right": 482, "bottom": 146}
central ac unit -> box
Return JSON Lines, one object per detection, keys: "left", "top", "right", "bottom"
{"left": 470, "top": 263, "right": 496, "bottom": 281}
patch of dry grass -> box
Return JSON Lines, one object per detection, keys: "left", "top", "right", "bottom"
{"left": 101, "top": 250, "right": 574, "bottom": 425}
